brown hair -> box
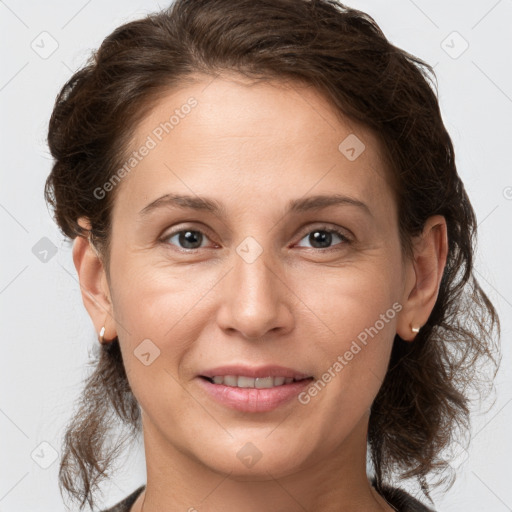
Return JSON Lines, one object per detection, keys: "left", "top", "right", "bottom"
{"left": 44, "top": 0, "right": 501, "bottom": 509}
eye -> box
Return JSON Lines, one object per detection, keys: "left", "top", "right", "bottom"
{"left": 159, "top": 224, "right": 352, "bottom": 252}
{"left": 295, "top": 225, "right": 351, "bottom": 250}
{"left": 160, "top": 228, "right": 214, "bottom": 251}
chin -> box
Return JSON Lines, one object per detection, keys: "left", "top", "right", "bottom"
{"left": 190, "top": 437, "right": 312, "bottom": 480}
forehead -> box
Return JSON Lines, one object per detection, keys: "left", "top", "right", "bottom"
{"left": 112, "top": 73, "right": 395, "bottom": 221}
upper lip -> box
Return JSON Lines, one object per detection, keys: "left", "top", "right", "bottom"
{"left": 200, "top": 365, "right": 313, "bottom": 380}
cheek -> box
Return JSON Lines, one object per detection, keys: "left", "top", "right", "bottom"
{"left": 292, "top": 264, "right": 400, "bottom": 405}
{"left": 111, "top": 255, "right": 214, "bottom": 338}
{"left": 294, "top": 258, "right": 400, "bottom": 340}
{"left": 110, "top": 270, "right": 202, "bottom": 424}
{"left": 109, "top": 260, "right": 216, "bottom": 392}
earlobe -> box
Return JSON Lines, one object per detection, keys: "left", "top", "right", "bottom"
{"left": 396, "top": 215, "right": 448, "bottom": 342}
{"left": 73, "top": 217, "right": 116, "bottom": 343}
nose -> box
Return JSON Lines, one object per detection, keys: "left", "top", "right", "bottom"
{"left": 215, "top": 247, "right": 294, "bottom": 341}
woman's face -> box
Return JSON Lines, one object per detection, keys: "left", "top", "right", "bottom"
{"left": 95, "top": 74, "right": 413, "bottom": 478}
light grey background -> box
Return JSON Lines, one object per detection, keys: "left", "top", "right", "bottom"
{"left": 1, "top": 0, "right": 511, "bottom": 510}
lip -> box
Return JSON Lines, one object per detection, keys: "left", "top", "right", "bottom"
{"left": 199, "top": 364, "right": 312, "bottom": 380}
{"left": 197, "top": 376, "right": 314, "bottom": 413}
{"left": 197, "top": 365, "right": 314, "bottom": 413}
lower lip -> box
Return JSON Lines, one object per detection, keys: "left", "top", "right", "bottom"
{"left": 197, "top": 377, "right": 314, "bottom": 413}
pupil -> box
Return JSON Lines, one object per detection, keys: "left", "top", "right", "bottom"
{"left": 310, "top": 230, "right": 331, "bottom": 248}
{"left": 180, "top": 230, "right": 202, "bottom": 249}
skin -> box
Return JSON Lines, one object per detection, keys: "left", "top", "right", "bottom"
{"left": 73, "top": 74, "right": 448, "bottom": 512}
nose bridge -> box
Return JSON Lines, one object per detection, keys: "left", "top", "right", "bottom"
{"left": 217, "top": 236, "right": 291, "bottom": 339}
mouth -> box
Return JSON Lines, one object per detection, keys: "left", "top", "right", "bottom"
{"left": 200, "top": 375, "right": 314, "bottom": 388}
{"left": 196, "top": 366, "right": 315, "bottom": 413}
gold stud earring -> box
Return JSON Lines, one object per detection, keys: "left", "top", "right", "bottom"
{"left": 99, "top": 326, "right": 106, "bottom": 344}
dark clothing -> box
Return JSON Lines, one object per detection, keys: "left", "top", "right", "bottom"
{"left": 370, "top": 477, "right": 435, "bottom": 511}
{"left": 102, "top": 481, "right": 435, "bottom": 511}
{"left": 102, "top": 485, "right": 144, "bottom": 512}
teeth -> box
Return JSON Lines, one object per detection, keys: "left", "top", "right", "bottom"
{"left": 238, "top": 376, "right": 255, "bottom": 388}
{"left": 207, "top": 375, "right": 303, "bottom": 388}
{"left": 255, "top": 376, "right": 274, "bottom": 388}
{"left": 223, "top": 375, "right": 238, "bottom": 387}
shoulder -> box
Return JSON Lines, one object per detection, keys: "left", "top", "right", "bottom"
{"left": 371, "top": 477, "right": 436, "bottom": 512}
{"left": 101, "top": 485, "right": 146, "bottom": 512}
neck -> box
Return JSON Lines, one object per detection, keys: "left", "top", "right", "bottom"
{"left": 134, "top": 413, "right": 394, "bottom": 512}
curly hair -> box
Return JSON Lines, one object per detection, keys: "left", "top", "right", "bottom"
{"left": 44, "top": 0, "right": 501, "bottom": 509}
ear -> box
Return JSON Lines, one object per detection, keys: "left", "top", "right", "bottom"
{"left": 396, "top": 214, "right": 448, "bottom": 342}
{"left": 73, "top": 217, "right": 117, "bottom": 343}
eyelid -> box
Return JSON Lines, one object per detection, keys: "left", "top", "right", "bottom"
{"left": 159, "top": 223, "right": 218, "bottom": 248}
{"left": 292, "top": 224, "right": 353, "bottom": 252}
{"left": 295, "top": 223, "right": 352, "bottom": 242}
{"left": 159, "top": 222, "right": 353, "bottom": 253}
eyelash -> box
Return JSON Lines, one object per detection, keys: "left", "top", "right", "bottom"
{"left": 158, "top": 224, "right": 352, "bottom": 252}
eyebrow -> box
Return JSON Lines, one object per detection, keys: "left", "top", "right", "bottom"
{"left": 138, "top": 193, "right": 372, "bottom": 218}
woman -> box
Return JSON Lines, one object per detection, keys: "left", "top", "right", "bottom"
{"left": 44, "top": 0, "right": 500, "bottom": 511}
